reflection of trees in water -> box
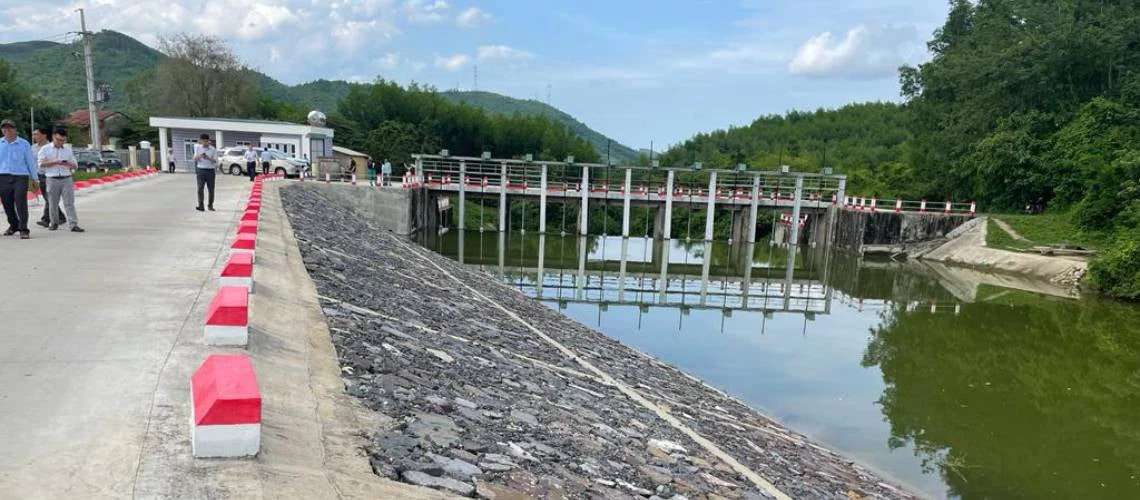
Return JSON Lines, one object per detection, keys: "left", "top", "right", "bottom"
{"left": 862, "top": 294, "right": 1140, "bottom": 499}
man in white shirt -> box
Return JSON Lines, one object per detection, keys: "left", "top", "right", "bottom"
{"left": 32, "top": 126, "right": 65, "bottom": 227}
{"left": 259, "top": 147, "right": 272, "bottom": 175}
{"left": 193, "top": 133, "right": 217, "bottom": 211}
{"left": 242, "top": 146, "right": 257, "bottom": 182}
{"left": 37, "top": 127, "right": 84, "bottom": 232}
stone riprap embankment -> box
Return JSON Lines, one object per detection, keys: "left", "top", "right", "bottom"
{"left": 280, "top": 185, "right": 916, "bottom": 500}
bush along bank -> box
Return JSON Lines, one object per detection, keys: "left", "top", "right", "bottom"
{"left": 1088, "top": 233, "right": 1140, "bottom": 301}
{"left": 280, "top": 185, "right": 917, "bottom": 500}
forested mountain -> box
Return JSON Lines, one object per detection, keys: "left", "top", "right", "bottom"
{"left": 0, "top": 31, "right": 634, "bottom": 160}
{"left": 441, "top": 91, "right": 639, "bottom": 163}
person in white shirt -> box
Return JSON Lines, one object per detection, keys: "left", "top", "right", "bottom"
{"left": 32, "top": 126, "right": 65, "bottom": 227}
{"left": 36, "top": 127, "right": 84, "bottom": 232}
{"left": 259, "top": 147, "right": 272, "bottom": 175}
{"left": 193, "top": 133, "right": 218, "bottom": 211}
{"left": 243, "top": 146, "right": 257, "bottom": 182}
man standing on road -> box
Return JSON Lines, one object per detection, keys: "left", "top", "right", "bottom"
{"left": 32, "top": 126, "right": 64, "bottom": 228}
{"left": 243, "top": 145, "right": 257, "bottom": 182}
{"left": 0, "top": 119, "right": 40, "bottom": 239}
{"left": 193, "top": 133, "right": 217, "bottom": 211}
{"left": 381, "top": 158, "right": 392, "bottom": 186}
{"left": 260, "top": 147, "right": 272, "bottom": 175}
{"left": 37, "top": 127, "right": 84, "bottom": 233}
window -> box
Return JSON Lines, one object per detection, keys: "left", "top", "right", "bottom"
{"left": 183, "top": 140, "right": 196, "bottom": 164}
{"left": 235, "top": 140, "right": 251, "bottom": 147}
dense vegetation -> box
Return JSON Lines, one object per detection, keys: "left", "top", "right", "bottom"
{"left": 664, "top": 0, "right": 1140, "bottom": 300}
{"left": 332, "top": 80, "right": 600, "bottom": 164}
{"left": 441, "top": 91, "right": 640, "bottom": 163}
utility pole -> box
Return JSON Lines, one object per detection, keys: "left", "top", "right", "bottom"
{"left": 473, "top": 65, "right": 478, "bottom": 91}
{"left": 29, "top": 107, "right": 34, "bottom": 135}
{"left": 77, "top": 8, "right": 100, "bottom": 149}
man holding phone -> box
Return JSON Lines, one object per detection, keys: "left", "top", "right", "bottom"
{"left": 37, "top": 127, "right": 84, "bottom": 232}
{"left": 193, "top": 133, "right": 217, "bottom": 211}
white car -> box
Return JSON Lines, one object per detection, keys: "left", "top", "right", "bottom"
{"left": 217, "top": 147, "right": 309, "bottom": 176}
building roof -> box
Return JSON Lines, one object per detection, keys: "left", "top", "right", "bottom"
{"left": 148, "top": 116, "right": 334, "bottom": 137}
{"left": 63, "top": 109, "right": 124, "bottom": 127}
{"left": 332, "top": 146, "right": 369, "bottom": 158}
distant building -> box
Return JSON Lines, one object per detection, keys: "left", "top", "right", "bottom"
{"left": 149, "top": 116, "right": 334, "bottom": 172}
{"left": 62, "top": 109, "right": 131, "bottom": 148}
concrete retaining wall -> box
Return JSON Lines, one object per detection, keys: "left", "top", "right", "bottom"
{"left": 833, "top": 210, "right": 973, "bottom": 252}
{"left": 291, "top": 183, "right": 416, "bottom": 235}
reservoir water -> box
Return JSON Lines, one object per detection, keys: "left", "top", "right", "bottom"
{"left": 416, "top": 230, "right": 1140, "bottom": 499}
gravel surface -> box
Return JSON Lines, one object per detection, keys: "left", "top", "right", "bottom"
{"left": 281, "top": 185, "right": 917, "bottom": 500}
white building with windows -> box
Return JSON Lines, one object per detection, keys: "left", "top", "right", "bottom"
{"left": 149, "top": 117, "right": 334, "bottom": 172}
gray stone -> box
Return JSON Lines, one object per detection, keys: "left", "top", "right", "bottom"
{"left": 401, "top": 470, "right": 475, "bottom": 496}
{"left": 454, "top": 397, "right": 478, "bottom": 409}
{"left": 407, "top": 412, "right": 461, "bottom": 448}
{"left": 507, "top": 442, "right": 539, "bottom": 463}
{"left": 480, "top": 462, "right": 515, "bottom": 472}
{"left": 429, "top": 452, "right": 483, "bottom": 480}
{"left": 510, "top": 410, "right": 539, "bottom": 426}
{"left": 427, "top": 348, "right": 455, "bottom": 363}
{"left": 449, "top": 448, "right": 480, "bottom": 464}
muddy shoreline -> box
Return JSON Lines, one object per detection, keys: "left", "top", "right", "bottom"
{"left": 281, "top": 184, "right": 917, "bottom": 499}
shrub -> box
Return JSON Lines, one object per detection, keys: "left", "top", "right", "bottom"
{"left": 1088, "top": 233, "right": 1140, "bottom": 301}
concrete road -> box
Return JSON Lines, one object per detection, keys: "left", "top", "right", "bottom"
{"left": 0, "top": 174, "right": 448, "bottom": 499}
{"left": 0, "top": 173, "right": 251, "bottom": 497}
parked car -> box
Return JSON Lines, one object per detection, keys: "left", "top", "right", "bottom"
{"left": 74, "top": 149, "right": 121, "bottom": 171}
{"left": 99, "top": 150, "right": 123, "bottom": 169}
{"left": 216, "top": 147, "right": 309, "bottom": 176}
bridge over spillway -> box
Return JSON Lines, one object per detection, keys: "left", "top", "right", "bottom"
{"left": 408, "top": 154, "right": 976, "bottom": 245}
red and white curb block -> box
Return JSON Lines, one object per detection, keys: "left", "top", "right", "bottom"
{"left": 231, "top": 233, "right": 256, "bottom": 261}
{"left": 204, "top": 286, "right": 250, "bottom": 346}
{"left": 236, "top": 220, "right": 258, "bottom": 237}
{"left": 220, "top": 252, "right": 254, "bottom": 290}
{"left": 191, "top": 354, "right": 261, "bottom": 458}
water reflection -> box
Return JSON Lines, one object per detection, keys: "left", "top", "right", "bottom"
{"left": 417, "top": 230, "right": 1140, "bottom": 499}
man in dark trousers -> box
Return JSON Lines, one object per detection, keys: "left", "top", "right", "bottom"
{"left": 192, "top": 133, "right": 217, "bottom": 211}
{"left": 0, "top": 119, "right": 40, "bottom": 239}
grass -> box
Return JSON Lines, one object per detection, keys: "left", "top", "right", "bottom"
{"left": 74, "top": 170, "right": 131, "bottom": 181}
{"left": 985, "top": 219, "right": 1035, "bottom": 251}
{"left": 986, "top": 212, "right": 1108, "bottom": 250}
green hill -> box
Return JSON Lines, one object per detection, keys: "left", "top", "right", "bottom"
{"left": 441, "top": 90, "right": 638, "bottom": 163}
{"left": 0, "top": 31, "right": 636, "bottom": 161}
{"left": 0, "top": 31, "right": 161, "bottom": 111}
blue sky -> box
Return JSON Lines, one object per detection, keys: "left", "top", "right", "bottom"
{"left": 1, "top": 0, "right": 950, "bottom": 149}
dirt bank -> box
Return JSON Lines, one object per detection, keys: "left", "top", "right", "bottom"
{"left": 281, "top": 185, "right": 918, "bottom": 500}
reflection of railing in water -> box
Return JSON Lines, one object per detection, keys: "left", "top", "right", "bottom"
{"left": 450, "top": 231, "right": 832, "bottom": 315}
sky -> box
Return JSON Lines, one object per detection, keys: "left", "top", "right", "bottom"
{"left": 0, "top": 0, "right": 950, "bottom": 150}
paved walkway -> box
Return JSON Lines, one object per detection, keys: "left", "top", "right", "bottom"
{"left": 0, "top": 174, "right": 446, "bottom": 499}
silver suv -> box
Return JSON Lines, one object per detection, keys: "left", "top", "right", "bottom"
{"left": 217, "top": 147, "right": 309, "bottom": 176}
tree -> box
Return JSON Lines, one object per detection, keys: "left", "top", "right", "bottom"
{"left": 0, "top": 60, "right": 62, "bottom": 133}
{"left": 151, "top": 34, "right": 257, "bottom": 118}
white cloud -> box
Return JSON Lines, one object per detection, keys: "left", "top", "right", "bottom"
{"left": 788, "top": 24, "right": 918, "bottom": 78}
{"left": 456, "top": 7, "right": 491, "bottom": 28}
{"left": 404, "top": 0, "right": 449, "bottom": 24}
{"left": 435, "top": 54, "right": 471, "bottom": 71}
{"left": 476, "top": 45, "right": 534, "bottom": 61}
{"left": 377, "top": 52, "right": 400, "bottom": 69}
